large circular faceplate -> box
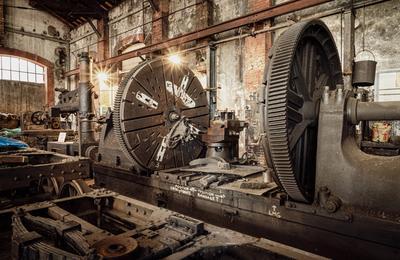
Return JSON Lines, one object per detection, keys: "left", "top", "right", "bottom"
{"left": 113, "top": 58, "right": 209, "bottom": 172}
{"left": 264, "top": 20, "right": 343, "bottom": 202}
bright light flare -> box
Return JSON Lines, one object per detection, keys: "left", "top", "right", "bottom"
{"left": 96, "top": 71, "right": 109, "bottom": 82}
{"left": 168, "top": 54, "right": 181, "bottom": 65}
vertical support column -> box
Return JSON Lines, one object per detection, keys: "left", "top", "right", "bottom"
{"left": 264, "top": 1, "right": 273, "bottom": 63}
{"left": 208, "top": 44, "right": 217, "bottom": 119}
{"left": 95, "top": 17, "right": 109, "bottom": 115}
{"left": 78, "top": 52, "right": 95, "bottom": 155}
{"left": 343, "top": 8, "right": 355, "bottom": 90}
{"left": 97, "top": 18, "right": 109, "bottom": 61}
{"left": 196, "top": 0, "right": 213, "bottom": 29}
{"left": 152, "top": 0, "right": 169, "bottom": 44}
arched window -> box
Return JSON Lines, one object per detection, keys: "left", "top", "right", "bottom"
{"left": 0, "top": 55, "right": 45, "bottom": 84}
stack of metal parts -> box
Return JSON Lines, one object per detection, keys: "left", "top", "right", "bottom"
{"left": 10, "top": 190, "right": 322, "bottom": 260}
{"left": 19, "top": 111, "right": 75, "bottom": 151}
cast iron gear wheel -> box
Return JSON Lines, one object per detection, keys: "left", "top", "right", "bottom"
{"left": 113, "top": 58, "right": 209, "bottom": 172}
{"left": 263, "top": 20, "right": 343, "bottom": 202}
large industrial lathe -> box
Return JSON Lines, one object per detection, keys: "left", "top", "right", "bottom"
{"left": 94, "top": 20, "right": 400, "bottom": 258}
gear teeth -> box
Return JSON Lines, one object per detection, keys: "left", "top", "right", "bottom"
{"left": 113, "top": 61, "right": 146, "bottom": 172}
{"left": 265, "top": 21, "right": 313, "bottom": 203}
{"left": 264, "top": 20, "right": 342, "bottom": 203}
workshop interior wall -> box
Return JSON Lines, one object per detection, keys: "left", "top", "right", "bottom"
{"left": 65, "top": 0, "right": 400, "bottom": 153}
{"left": 1, "top": 0, "right": 70, "bottom": 111}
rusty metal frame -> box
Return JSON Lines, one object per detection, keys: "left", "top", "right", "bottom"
{"left": 65, "top": 0, "right": 333, "bottom": 76}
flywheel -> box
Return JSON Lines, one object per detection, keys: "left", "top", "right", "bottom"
{"left": 113, "top": 58, "right": 209, "bottom": 172}
{"left": 263, "top": 20, "right": 343, "bottom": 202}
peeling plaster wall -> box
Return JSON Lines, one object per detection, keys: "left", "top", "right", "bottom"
{"left": 168, "top": 0, "right": 197, "bottom": 38}
{"left": 108, "top": 0, "right": 152, "bottom": 56}
{"left": 216, "top": 40, "right": 245, "bottom": 115}
{"left": 70, "top": 22, "right": 98, "bottom": 69}
{"left": 213, "top": 0, "right": 248, "bottom": 23}
{"left": 69, "top": 1, "right": 153, "bottom": 69}
{"left": 356, "top": 1, "right": 400, "bottom": 70}
{"left": 3, "top": 0, "right": 69, "bottom": 91}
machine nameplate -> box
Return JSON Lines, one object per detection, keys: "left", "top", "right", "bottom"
{"left": 170, "top": 184, "right": 226, "bottom": 203}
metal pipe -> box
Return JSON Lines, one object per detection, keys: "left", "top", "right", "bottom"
{"left": 347, "top": 97, "right": 400, "bottom": 124}
{"left": 357, "top": 101, "right": 400, "bottom": 121}
{"left": 78, "top": 52, "right": 95, "bottom": 150}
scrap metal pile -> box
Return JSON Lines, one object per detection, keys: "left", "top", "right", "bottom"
{"left": 10, "top": 190, "right": 321, "bottom": 259}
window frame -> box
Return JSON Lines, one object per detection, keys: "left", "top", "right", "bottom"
{"left": 0, "top": 55, "right": 45, "bottom": 84}
{"left": 375, "top": 69, "right": 400, "bottom": 101}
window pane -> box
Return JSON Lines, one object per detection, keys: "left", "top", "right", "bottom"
{"left": 36, "top": 65, "right": 44, "bottom": 74}
{"left": 27, "top": 61, "right": 36, "bottom": 73}
{"left": 2, "top": 57, "right": 10, "bottom": 70}
{"left": 28, "top": 73, "right": 36, "bottom": 82}
{"left": 2, "top": 70, "right": 11, "bottom": 80}
{"left": 11, "top": 57, "right": 19, "bottom": 71}
{"left": 100, "top": 91, "right": 111, "bottom": 106}
{"left": 20, "top": 72, "right": 28, "bottom": 82}
{"left": 20, "top": 59, "right": 27, "bottom": 72}
{"left": 379, "top": 72, "right": 396, "bottom": 89}
{"left": 11, "top": 71, "right": 19, "bottom": 81}
{"left": 36, "top": 74, "right": 44, "bottom": 83}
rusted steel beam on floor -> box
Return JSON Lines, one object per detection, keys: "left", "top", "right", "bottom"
{"left": 65, "top": 0, "right": 333, "bottom": 76}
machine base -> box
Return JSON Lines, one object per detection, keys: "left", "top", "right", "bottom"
{"left": 94, "top": 163, "right": 400, "bottom": 259}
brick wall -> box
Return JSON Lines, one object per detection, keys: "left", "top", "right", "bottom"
{"left": 243, "top": 0, "right": 272, "bottom": 92}
{"left": 243, "top": 34, "right": 267, "bottom": 92}
{"left": 152, "top": 0, "right": 169, "bottom": 44}
{"left": 247, "top": 0, "right": 271, "bottom": 13}
{"left": 196, "top": 0, "right": 212, "bottom": 29}
{"left": 97, "top": 18, "right": 109, "bottom": 62}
